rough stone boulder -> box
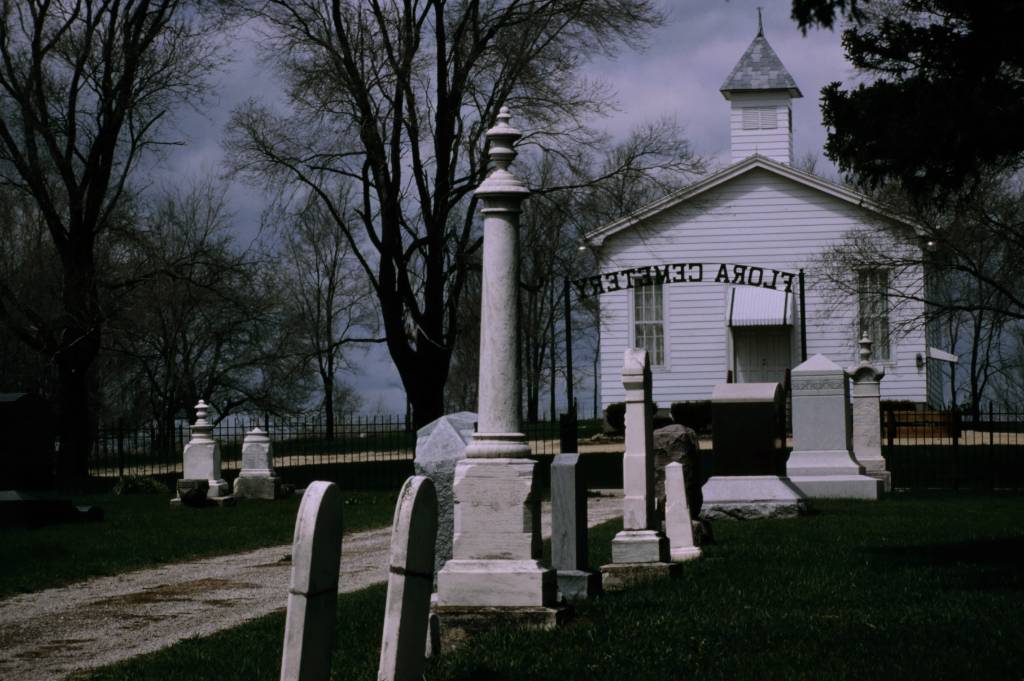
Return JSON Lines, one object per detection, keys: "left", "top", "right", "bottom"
{"left": 652, "top": 424, "right": 703, "bottom": 520}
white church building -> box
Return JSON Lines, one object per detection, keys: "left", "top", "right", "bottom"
{"left": 587, "top": 24, "right": 949, "bottom": 410}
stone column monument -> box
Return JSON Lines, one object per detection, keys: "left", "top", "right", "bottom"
{"left": 786, "top": 354, "right": 882, "bottom": 499}
{"left": 601, "top": 349, "right": 675, "bottom": 590}
{"left": 435, "top": 108, "right": 564, "bottom": 647}
{"left": 175, "top": 400, "right": 230, "bottom": 503}
{"left": 848, "top": 335, "right": 891, "bottom": 491}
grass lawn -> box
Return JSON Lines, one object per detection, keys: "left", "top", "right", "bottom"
{"left": 73, "top": 492, "right": 1024, "bottom": 681}
{"left": 0, "top": 488, "right": 398, "bottom": 598}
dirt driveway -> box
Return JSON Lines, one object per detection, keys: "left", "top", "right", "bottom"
{"left": 0, "top": 495, "right": 622, "bottom": 681}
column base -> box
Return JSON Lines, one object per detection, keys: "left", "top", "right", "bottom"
{"left": 599, "top": 561, "right": 680, "bottom": 591}
{"left": 611, "top": 529, "right": 669, "bottom": 564}
{"left": 701, "top": 475, "right": 807, "bottom": 520}
{"left": 788, "top": 474, "right": 883, "bottom": 499}
{"left": 436, "top": 559, "right": 556, "bottom": 608}
{"left": 670, "top": 546, "right": 702, "bottom": 562}
{"left": 556, "top": 569, "right": 602, "bottom": 601}
{"left": 433, "top": 604, "right": 571, "bottom": 652}
{"left": 233, "top": 474, "right": 283, "bottom": 500}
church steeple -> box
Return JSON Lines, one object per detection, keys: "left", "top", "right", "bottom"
{"left": 720, "top": 14, "right": 802, "bottom": 164}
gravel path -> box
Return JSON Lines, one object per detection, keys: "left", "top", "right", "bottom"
{"left": 0, "top": 495, "right": 622, "bottom": 681}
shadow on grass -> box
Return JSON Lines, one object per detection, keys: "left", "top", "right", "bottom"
{"left": 865, "top": 536, "right": 1024, "bottom": 590}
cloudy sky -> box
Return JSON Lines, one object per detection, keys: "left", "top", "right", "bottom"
{"left": 160, "top": 0, "right": 855, "bottom": 415}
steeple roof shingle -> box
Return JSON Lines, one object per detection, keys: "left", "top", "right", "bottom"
{"left": 720, "top": 27, "right": 802, "bottom": 98}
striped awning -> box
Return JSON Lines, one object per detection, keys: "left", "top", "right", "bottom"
{"left": 728, "top": 287, "right": 792, "bottom": 327}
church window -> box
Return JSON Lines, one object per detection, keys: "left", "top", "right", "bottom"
{"left": 858, "top": 269, "right": 891, "bottom": 360}
{"left": 633, "top": 280, "right": 665, "bottom": 366}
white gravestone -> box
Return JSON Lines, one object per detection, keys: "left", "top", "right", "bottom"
{"left": 181, "top": 400, "right": 229, "bottom": 498}
{"left": 435, "top": 108, "right": 563, "bottom": 648}
{"left": 664, "top": 462, "right": 701, "bottom": 562}
{"left": 413, "top": 412, "right": 475, "bottom": 581}
{"left": 786, "top": 354, "right": 882, "bottom": 499}
{"left": 848, "top": 335, "right": 891, "bottom": 492}
{"left": 551, "top": 453, "right": 600, "bottom": 599}
{"left": 280, "top": 481, "right": 343, "bottom": 681}
{"left": 233, "top": 428, "right": 283, "bottom": 499}
{"left": 601, "top": 349, "right": 674, "bottom": 590}
{"left": 377, "top": 476, "right": 438, "bottom": 681}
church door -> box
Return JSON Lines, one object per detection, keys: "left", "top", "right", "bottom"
{"left": 733, "top": 328, "right": 791, "bottom": 384}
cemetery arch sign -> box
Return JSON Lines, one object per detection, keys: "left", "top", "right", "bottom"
{"left": 559, "top": 263, "right": 809, "bottom": 424}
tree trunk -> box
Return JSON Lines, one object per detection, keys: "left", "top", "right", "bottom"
{"left": 54, "top": 247, "right": 101, "bottom": 486}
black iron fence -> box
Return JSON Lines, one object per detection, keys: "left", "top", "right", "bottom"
{"left": 882, "top": 405, "right": 1024, "bottom": 491}
{"left": 89, "top": 414, "right": 602, "bottom": 489}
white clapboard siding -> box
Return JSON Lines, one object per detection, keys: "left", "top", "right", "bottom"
{"left": 597, "top": 167, "right": 929, "bottom": 408}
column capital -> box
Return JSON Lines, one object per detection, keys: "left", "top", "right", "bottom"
{"left": 475, "top": 106, "right": 530, "bottom": 200}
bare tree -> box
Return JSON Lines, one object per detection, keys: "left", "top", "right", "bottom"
{"left": 224, "top": 0, "right": 680, "bottom": 428}
{"left": 0, "top": 0, "right": 223, "bottom": 479}
{"left": 813, "top": 175, "right": 1024, "bottom": 409}
{"left": 107, "top": 179, "right": 310, "bottom": 450}
{"left": 278, "top": 198, "right": 382, "bottom": 437}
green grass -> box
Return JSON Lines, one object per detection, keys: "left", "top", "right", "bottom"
{"left": 71, "top": 493, "right": 1024, "bottom": 681}
{"left": 0, "top": 489, "right": 398, "bottom": 598}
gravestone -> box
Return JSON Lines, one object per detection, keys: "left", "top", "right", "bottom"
{"left": 233, "top": 428, "right": 284, "bottom": 499}
{"left": 786, "top": 354, "right": 882, "bottom": 499}
{"left": 848, "top": 335, "right": 891, "bottom": 492}
{"left": 280, "top": 481, "right": 344, "bottom": 681}
{"left": 601, "top": 348, "right": 675, "bottom": 590}
{"left": 174, "top": 400, "right": 229, "bottom": 503}
{"left": 701, "top": 383, "right": 805, "bottom": 519}
{"left": 551, "top": 453, "right": 600, "bottom": 599}
{"left": 652, "top": 424, "right": 703, "bottom": 519}
{"left": 413, "top": 412, "right": 475, "bottom": 581}
{"left": 664, "top": 462, "right": 701, "bottom": 562}
{"left": 377, "top": 476, "right": 438, "bottom": 681}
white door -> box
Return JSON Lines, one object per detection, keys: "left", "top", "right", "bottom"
{"left": 733, "top": 328, "right": 792, "bottom": 384}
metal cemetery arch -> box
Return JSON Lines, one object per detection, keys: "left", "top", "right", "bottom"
{"left": 558, "top": 262, "right": 808, "bottom": 449}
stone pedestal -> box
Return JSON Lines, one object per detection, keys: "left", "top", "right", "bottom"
{"left": 177, "top": 400, "right": 229, "bottom": 502}
{"left": 233, "top": 428, "right": 283, "bottom": 499}
{"left": 849, "top": 336, "right": 891, "bottom": 492}
{"left": 601, "top": 349, "right": 673, "bottom": 590}
{"left": 787, "top": 354, "right": 882, "bottom": 499}
{"left": 701, "top": 476, "right": 805, "bottom": 519}
{"left": 414, "top": 412, "right": 476, "bottom": 582}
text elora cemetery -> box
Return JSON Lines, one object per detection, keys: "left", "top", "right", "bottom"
{"left": 573, "top": 262, "right": 798, "bottom": 299}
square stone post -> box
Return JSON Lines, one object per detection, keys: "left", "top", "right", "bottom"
{"left": 551, "top": 453, "right": 600, "bottom": 599}
{"left": 435, "top": 108, "right": 564, "bottom": 649}
{"left": 787, "top": 354, "right": 882, "bottom": 499}
{"left": 849, "top": 335, "right": 891, "bottom": 491}
{"left": 601, "top": 349, "right": 674, "bottom": 590}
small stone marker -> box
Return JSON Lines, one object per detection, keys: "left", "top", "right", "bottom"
{"left": 234, "top": 427, "right": 284, "bottom": 499}
{"left": 175, "top": 400, "right": 229, "bottom": 503}
{"left": 601, "top": 348, "right": 674, "bottom": 590}
{"left": 664, "top": 463, "right": 701, "bottom": 562}
{"left": 280, "top": 481, "right": 343, "bottom": 681}
{"left": 848, "top": 335, "right": 891, "bottom": 491}
{"left": 551, "top": 453, "right": 600, "bottom": 599}
{"left": 377, "top": 476, "right": 438, "bottom": 681}
{"left": 413, "top": 412, "right": 475, "bottom": 582}
{"left": 787, "top": 354, "right": 882, "bottom": 499}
